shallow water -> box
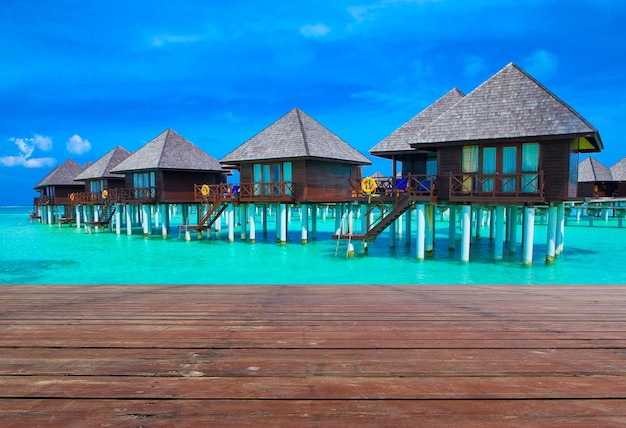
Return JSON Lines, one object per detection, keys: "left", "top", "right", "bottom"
{"left": 2, "top": 206, "right": 625, "bottom": 284}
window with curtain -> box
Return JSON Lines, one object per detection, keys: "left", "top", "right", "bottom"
{"left": 481, "top": 147, "right": 496, "bottom": 192}
{"left": 462, "top": 145, "right": 478, "bottom": 193}
{"left": 501, "top": 146, "right": 517, "bottom": 192}
{"left": 521, "top": 143, "right": 540, "bottom": 192}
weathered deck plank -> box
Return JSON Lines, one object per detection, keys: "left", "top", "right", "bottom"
{"left": 1, "top": 284, "right": 626, "bottom": 426}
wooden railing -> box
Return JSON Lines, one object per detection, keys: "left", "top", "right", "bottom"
{"left": 194, "top": 182, "right": 295, "bottom": 203}
{"left": 449, "top": 172, "right": 545, "bottom": 200}
{"left": 349, "top": 174, "right": 436, "bottom": 200}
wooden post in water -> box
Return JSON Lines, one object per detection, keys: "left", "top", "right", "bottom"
{"left": 523, "top": 207, "right": 535, "bottom": 265}
{"left": 416, "top": 204, "right": 425, "bottom": 261}
{"left": 248, "top": 203, "right": 256, "bottom": 244}
{"left": 405, "top": 207, "right": 412, "bottom": 244}
{"left": 460, "top": 205, "right": 471, "bottom": 262}
{"left": 227, "top": 203, "right": 235, "bottom": 242}
{"left": 161, "top": 204, "right": 169, "bottom": 237}
{"left": 311, "top": 204, "right": 317, "bottom": 241}
{"left": 426, "top": 206, "right": 434, "bottom": 254}
{"left": 546, "top": 204, "right": 557, "bottom": 263}
{"left": 301, "top": 204, "right": 308, "bottom": 244}
{"left": 507, "top": 207, "right": 517, "bottom": 254}
{"left": 448, "top": 206, "right": 456, "bottom": 250}
{"left": 556, "top": 203, "right": 565, "bottom": 256}
{"left": 494, "top": 206, "right": 505, "bottom": 260}
{"left": 125, "top": 205, "right": 132, "bottom": 235}
{"left": 75, "top": 205, "right": 81, "bottom": 230}
{"left": 115, "top": 204, "right": 121, "bottom": 235}
{"left": 279, "top": 203, "right": 287, "bottom": 245}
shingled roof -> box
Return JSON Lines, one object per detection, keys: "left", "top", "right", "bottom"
{"left": 410, "top": 63, "right": 603, "bottom": 152}
{"left": 370, "top": 88, "right": 465, "bottom": 157}
{"left": 610, "top": 157, "right": 626, "bottom": 181}
{"left": 220, "top": 108, "right": 371, "bottom": 166}
{"left": 578, "top": 156, "right": 613, "bottom": 182}
{"left": 74, "top": 146, "right": 131, "bottom": 181}
{"left": 34, "top": 159, "right": 87, "bottom": 189}
{"left": 111, "top": 129, "right": 223, "bottom": 173}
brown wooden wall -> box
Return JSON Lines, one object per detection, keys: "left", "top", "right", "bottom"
{"left": 437, "top": 146, "right": 462, "bottom": 201}
{"left": 541, "top": 141, "right": 570, "bottom": 202}
{"left": 401, "top": 154, "right": 427, "bottom": 176}
{"left": 299, "top": 160, "right": 355, "bottom": 203}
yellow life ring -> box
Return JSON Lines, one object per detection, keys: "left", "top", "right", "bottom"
{"left": 69, "top": 193, "right": 75, "bottom": 201}
{"left": 361, "top": 177, "right": 377, "bottom": 194}
{"left": 201, "top": 184, "right": 210, "bottom": 197}
{"left": 101, "top": 189, "right": 108, "bottom": 199}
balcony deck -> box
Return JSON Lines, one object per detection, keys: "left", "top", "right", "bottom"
{"left": 1, "top": 284, "right": 625, "bottom": 426}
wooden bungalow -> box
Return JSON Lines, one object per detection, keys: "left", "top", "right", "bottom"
{"left": 108, "top": 128, "right": 227, "bottom": 236}
{"left": 221, "top": 107, "right": 371, "bottom": 203}
{"left": 610, "top": 157, "right": 626, "bottom": 197}
{"left": 62, "top": 146, "right": 133, "bottom": 227}
{"left": 33, "top": 159, "right": 89, "bottom": 224}
{"left": 577, "top": 156, "right": 615, "bottom": 199}
{"left": 366, "top": 62, "right": 604, "bottom": 264}
{"left": 220, "top": 107, "right": 371, "bottom": 243}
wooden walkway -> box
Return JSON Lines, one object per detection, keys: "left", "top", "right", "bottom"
{"left": 1, "top": 284, "right": 626, "bottom": 427}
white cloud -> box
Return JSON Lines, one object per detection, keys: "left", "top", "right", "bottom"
{"left": 300, "top": 23, "right": 330, "bottom": 37}
{"left": 0, "top": 155, "right": 56, "bottom": 168}
{"left": 348, "top": 0, "right": 440, "bottom": 23}
{"left": 152, "top": 34, "right": 200, "bottom": 47}
{"left": 66, "top": 134, "right": 91, "bottom": 155}
{"left": 522, "top": 49, "right": 559, "bottom": 80}
{"left": 0, "top": 135, "right": 56, "bottom": 168}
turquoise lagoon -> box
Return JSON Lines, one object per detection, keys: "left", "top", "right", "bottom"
{"left": 1, "top": 205, "right": 625, "bottom": 285}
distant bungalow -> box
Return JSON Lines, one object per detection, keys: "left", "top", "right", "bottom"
{"left": 360, "top": 63, "right": 603, "bottom": 263}
{"left": 577, "top": 156, "right": 614, "bottom": 199}
{"left": 219, "top": 107, "right": 371, "bottom": 243}
{"left": 33, "top": 159, "right": 89, "bottom": 224}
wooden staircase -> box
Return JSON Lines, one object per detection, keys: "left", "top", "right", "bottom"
{"left": 334, "top": 195, "right": 414, "bottom": 241}
{"left": 187, "top": 202, "right": 228, "bottom": 232}
{"left": 85, "top": 200, "right": 116, "bottom": 227}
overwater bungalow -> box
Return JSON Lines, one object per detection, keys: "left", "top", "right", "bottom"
{"left": 610, "top": 157, "right": 626, "bottom": 197}
{"left": 362, "top": 63, "right": 603, "bottom": 264}
{"left": 220, "top": 107, "right": 371, "bottom": 243}
{"left": 577, "top": 156, "right": 615, "bottom": 199}
{"left": 33, "top": 159, "right": 89, "bottom": 224}
{"left": 59, "top": 146, "right": 133, "bottom": 227}
{"left": 107, "top": 128, "right": 228, "bottom": 236}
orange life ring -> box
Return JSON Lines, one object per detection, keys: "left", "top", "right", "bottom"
{"left": 69, "top": 193, "right": 75, "bottom": 201}
{"left": 201, "top": 184, "right": 210, "bottom": 197}
{"left": 361, "top": 177, "right": 377, "bottom": 194}
{"left": 101, "top": 189, "right": 108, "bottom": 199}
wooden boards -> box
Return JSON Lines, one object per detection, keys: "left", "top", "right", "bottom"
{"left": 1, "top": 284, "right": 625, "bottom": 426}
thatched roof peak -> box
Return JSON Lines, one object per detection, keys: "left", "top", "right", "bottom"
{"left": 578, "top": 156, "right": 613, "bottom": 182}
{"left": 111, "top": 129, "right": 223, "bottom": 173}
{"left": 74, "top": 146, "right": 131, "bottom": 181}
{"left": 34, "top": 158, "right": 87, "bottom": 189}
{"left": 221, "top": 108, "right": 371, "bottom": 165}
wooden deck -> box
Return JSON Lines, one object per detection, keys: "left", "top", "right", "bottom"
{"left": 1, "top": 284, "right": 626, "bottom": 427}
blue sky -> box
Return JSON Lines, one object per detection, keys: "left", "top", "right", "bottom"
{"left": 1, "top": 0, "right": 625, "bottom": 205}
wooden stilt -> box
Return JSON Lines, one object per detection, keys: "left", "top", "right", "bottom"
{"left": 523, "top": 207, "right": 535, "bottom": 266}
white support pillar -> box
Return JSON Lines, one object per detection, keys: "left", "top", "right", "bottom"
{"left": 301, "top": 204, "right": 308, "bottom": 244}
{"left": 425, "top": 206, "right": 434, "bottom": 254}
{"left": 47, "top": 206, "right": 53, "bottom": 225}
{"left": 348, "top": 205, "right": 354, "bottom": 235}
{"left": 461, "top": 205, "right": 471, "bottom": 263}
{"left": 495, "top": 206, "right": 505, "bottom": 260}
{"left": 248, "top": 203, "right": 256, "bottom": 243}
{"left": 475, "top": 208, "right": 482, "bottom": 238}
{"left": 75, "top": 205, "right": 82, "bottom": 229}
{"left": 126, "top": 205, "right": 132, "bottom": 235}
{"left": 416, "top": 204, "right": 426, "bottom": 261}
{"left": 311, "top": 204, "right": 317, "bottom": 241}
{"left": 523, "top": 207, "right": 535, "bottom": 266}
{"left": 507, "top": 207, "right": 517, "bottom": 254}
{"left": 405, "top": 207, "right": 412, "bottom": 244}
{"left": 546, "top": 205, "right": 557, "bottom": 263}
{"left": 489, "top": 208, "right": 496, "bottom": 240}
{"left": 556, "top": 203, "right": 565, "bottom": 256}
{"left": 240, "top": 203, "right": 247, "bottom": 241}
{"left": 448, "top": 207, "right": 456, "bottom": 250}
{"left": 161, "top": 204, "right": 169, "bottom": 237}
{"left": 228, "top": 204, "right": 235, "bottom": 242}
{"left": 142, "top": 205, "right": 150, "bottom": 236}
{"left": 115, "top": 204, "right": 121, "bottom": 235}
{"left": 279, "top": 204, "right": 287, "bottom": 245}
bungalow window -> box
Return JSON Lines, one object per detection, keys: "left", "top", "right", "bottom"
{"left": 133, "top": 172, "right": 156, "bottom": 198}
{"left": 462, "top": 145, "right": 478, "bottom": 192}
{"left": 466, "top": 142, "right": 541, "bottom": 194}
{"left": 252, "top": 162, "right": 293, "bottom": 196}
